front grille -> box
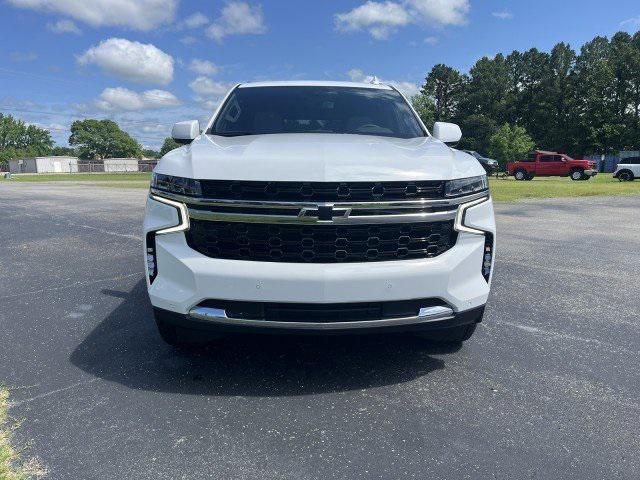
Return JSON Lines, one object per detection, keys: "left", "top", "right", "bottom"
{"left": 200, "top": 180, "right": 445, "bottom": 202}
{"left": 186, "top": 220, "right": 458, "bottom": 263}
{"left": 198, "top": 298, "right": 446, "bottom": 323}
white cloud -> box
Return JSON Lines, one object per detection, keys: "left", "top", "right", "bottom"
{"left": 336, "top": 0, "right": 469, "bottom": 39}
{"left": 407, "top": 0, "right": 469, "bottom": 26}
{"left": 181, "top": 12, "right": 209, "bottom": 29}
{"left": 347, "top": 69, "right": 419, "bottom": 98}
{"left": 189, "top": 59, "right": 219, "bottom": 76}
{"left": 188, "top": 76, "right": 233, "bottom": 97}
{"left": 94, "top": 87, "right": 181, "bottom": 112}
{"left": 424, "top": 36, "right": 438, "bottom": 45}
{"left": 29, "top": 121, "right": 69, "bottom": 132}
{"left": 77, "top": 38, "right": 174, "bottom": 86}
{"left": 336, "top": 1, "right": 410, "bottom": 39}
{"left": 47, "top": 19, "right": 81, "bottom": 34}
{"left": 140, "top": 123, "right": 168, "bottom": 133}
{"left": 7, "top": 0, "right": 177, "bottom": 31}
{"left": 180, "top": 36, "right": 197, "bottom": 45}
{"left": 492, "top": 11, "right": 514, "bottom": 20}
{"left": 10, "top": 51, "right": 38, "bottom": 62}
{"left": 206, "top": 2, "right": 267, "bottom": 42}
{"left": 620, "top": 16, "right": 640, "bottom": 30}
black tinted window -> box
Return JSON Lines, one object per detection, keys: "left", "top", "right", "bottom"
{"left": 540, "top": 155, "right": 555, "bottom": 162}
{"left": 622, "top": 157, "right": 640, "bottom": 164}
{"left": 210, "top": 86, "right": 424, "bottom": 139}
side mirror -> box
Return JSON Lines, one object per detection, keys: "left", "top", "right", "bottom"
{"left": 432, "top": 122, "right": 462, "bottom": 143}
{"left": 172, "top": 120, "right": 200, "bottom": 145}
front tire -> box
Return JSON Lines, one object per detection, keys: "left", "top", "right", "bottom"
{"left": 570, "top": 169, "right": 584, "bottom": 181}
{"left": 514, "top": 170, "right": 527, "bottom": 181}
{"left": 617, "top": 170, "right": 634, "bottom": 182}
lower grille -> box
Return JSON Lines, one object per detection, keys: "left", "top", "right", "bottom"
{"left": 185, "top": 219, "right": 458, "bottom": 263}
{"left": 197, "top": 298, "right": 446, "bottom": 323}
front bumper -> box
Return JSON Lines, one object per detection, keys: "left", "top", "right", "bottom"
{"left": 584, "top": 169, "right": 598, "bottom": 176}
{"left": 154, "top": 305, "right": 485, "bottom": 335}
{"left": 144, "top": 195, "right": 496, "bottom": 331}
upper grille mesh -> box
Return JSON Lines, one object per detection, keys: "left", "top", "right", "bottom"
{"left": 200, "top": 180, "right": 445, "bottom": 202}
{"left": 186, "top": 220, "right": 457, "bottom": 263}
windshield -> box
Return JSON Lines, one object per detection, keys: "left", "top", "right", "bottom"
{"left": 209, "top": 86, "right": 425, "bottom": 139}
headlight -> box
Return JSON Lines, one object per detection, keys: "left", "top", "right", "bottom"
{"left": 444, "top": 175, "right": 488, "bottom": 197}
{"left": 151, "top": 173, "right": 202, "bottom": 197}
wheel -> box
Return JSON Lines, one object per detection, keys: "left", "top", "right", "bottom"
{"left": 514, "top": 170, "right": 527, "bottom": 181}
{"left": 570, "top": 169, "right": 584, "bottom": 181}
{"left": 617, "top": 170, "right": 634, "bottom": 182}
{"left": 524, "top": 174, "right": 534, "bottom": 181}
{"left": 417, "top": 324, "right": 478, "bottom": 344}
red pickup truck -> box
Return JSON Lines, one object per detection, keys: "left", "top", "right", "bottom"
{"left": 507, "top": 151, "right": 598, "bottom": 181}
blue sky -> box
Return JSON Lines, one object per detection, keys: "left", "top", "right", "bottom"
{"left": 1, "top": 0, "right": 639, "bottom": 149}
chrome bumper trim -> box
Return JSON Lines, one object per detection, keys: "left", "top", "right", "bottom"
{"left": 188, "top": 305, "right": 455, "bottom": 330}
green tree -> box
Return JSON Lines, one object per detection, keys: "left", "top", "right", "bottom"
{"left": 69, "top": 119, "right": 142, "bottom": 159}
{"left": 411, "top": 94, "right": 436, "bottom": 128}
{"left": 628, "top": 32, "right": 640, "bottom": 146}
{"left": 487, "top": 123, "right": 535, "bottom": 167}
{"left": 142, "top": 148, "right": 161, "bottom": 159}
{"left": 504, "top": 48, "right": 552, "bottom": 140}
{"left": 542, "top": 43, "right": 578, "bottom": 153}
{"left": 159, "top": 137, "right": 181, "bottom": 157}
{"left": 416, "top": 30, "right": 640, "bottom": 156}
{"left": 457, "top": 114, "right": 498, "bottom": 153}
{"left": 51, "top": 145, "right": 77, "bottom": 156}
{"left": 421, "top": 64, "right": 465, "bottom": 122}
{"left": 459, "top": 54, "right": 510, "bottom": 124}
{"left": 0, "top": 114, "right": 53, "bottom": 169}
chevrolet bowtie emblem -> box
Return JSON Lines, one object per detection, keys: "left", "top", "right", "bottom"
{"left": 299, "top": 205, "right": 351, "bottom": 221}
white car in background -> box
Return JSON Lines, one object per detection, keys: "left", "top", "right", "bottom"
{"left": 613, "top": 157, "right": 640, "bottom": 181}
{"left": 144, "top": 81, "right": 496, "bottom": 346}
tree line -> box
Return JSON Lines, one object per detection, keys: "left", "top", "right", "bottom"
{"left": 412, "top": 30, "right": 640, "bottom": 165}
{"left": 0, "top": 115, "right": 180, "bottom": 170}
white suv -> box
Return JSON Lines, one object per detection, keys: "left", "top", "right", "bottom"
{"left": 614, "top": 157, "right": 639, "bottom": 181}
{"left": 144, "top": 81, "right": 496, "bottom": 346}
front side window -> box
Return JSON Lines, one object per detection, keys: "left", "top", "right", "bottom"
{"left": 209, "top": 86, "right": 425, "bottom": 139}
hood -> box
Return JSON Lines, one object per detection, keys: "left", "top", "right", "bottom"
{"left": 156, "top": 133, "right": 485, "bottom": 182}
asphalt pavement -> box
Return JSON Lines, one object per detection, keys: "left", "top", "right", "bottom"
{"left": 0, "top": 183, "right": 638, "bottom": 479}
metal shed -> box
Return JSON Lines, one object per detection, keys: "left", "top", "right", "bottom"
{"left": 8, "top": 156, "right": 78, "bottom": 174}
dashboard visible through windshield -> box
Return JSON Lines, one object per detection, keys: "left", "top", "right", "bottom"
{"left": 209, "top": 86, "right": 425, "bottom": 139}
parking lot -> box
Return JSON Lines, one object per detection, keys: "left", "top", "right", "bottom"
{"left": 0, "top": 183, "right": 639, "bottom": 479}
